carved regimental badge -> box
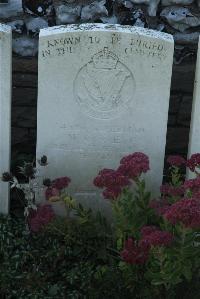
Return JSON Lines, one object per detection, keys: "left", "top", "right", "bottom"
{"left": 74, "top": 47, "right": 135, "bottom": 119}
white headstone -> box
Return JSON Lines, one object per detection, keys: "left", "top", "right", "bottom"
{"left": 0, "top": 24, "right": 11, "bottom": 214}
{"left": 37, "top": 24, "right": 174, "bottom": 212}
{"left": 188, "top": 37, "right": 200, "bottom": 175}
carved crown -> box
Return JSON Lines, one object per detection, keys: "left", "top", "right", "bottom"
{"left": 92, "top": 47, "right": 118, "bottom": 69}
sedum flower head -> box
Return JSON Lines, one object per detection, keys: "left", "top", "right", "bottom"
{"left": 184, "top": 177, "right": 200, "bottom": 195}
{"left": 186, "top": 153, "right": 200, "bottom": 172}
{"left": 118, "top": 152, "right": 150, "bottom": 180}
{"left": 45, "top": 186, "right": 60, "bottom": 202}
{"left": 149, "top": 199, "right": 170, "bottom": 216}
{"left": 167, "top": 155, "right": 186, "bottom": 167}
{"left": 164, "top": 198, "right": 200, "bottom": 228}
{"left": 93, "top": 168, "right": 130, "bottom": 200}
{"left": 28, "top": 204, "right": 55, "bottom": 233}
{"left": 1, "top": 172, "right": 13, "bottom": 182}
{"left": 160, "top": 184, "right": 184, "bottom": 197}
{"left": 52, "top": 176, "right": 71, "bottom": 190}
{"left": 121, "top": 237, "right": 149, "bottom": 265}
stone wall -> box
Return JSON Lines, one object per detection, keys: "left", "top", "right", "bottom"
{"left": 0, "top": 0, "right": 199, "bottom": 168}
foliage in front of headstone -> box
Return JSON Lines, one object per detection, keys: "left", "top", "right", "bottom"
{"left": 1, "top": 155, "right": 58, "bottom": 231}
{"left": 92, "top": 152, "right": 200, "bottom": 298}
{"left": 0, "top": 213, "right": 119, "bottom": 299}
{"left": 1, "top": 152, "right": 200, "bottom": 298}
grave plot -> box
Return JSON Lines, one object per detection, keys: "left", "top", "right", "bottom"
{"left": 37, "top": 24, "right": 174, "bottom": 213}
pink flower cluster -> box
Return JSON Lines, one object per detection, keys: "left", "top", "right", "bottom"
{"left": 160, "top": 184, "right": 184, "bottom": 197}
{"left": 52, "top": 176, "right": 71, "bottom": 190}
{"left": 121, "top": 226, "right": 173, "bottom": 265}
{"left": 121, "top": 237, "right": 149, "bottom": 265}
{"left": 167, "top": 155, "right": 186, "bottom": 167}
{"left": 186, "top": 153, "right": 200, "bottom": 172}
{"left": 140, "top": 226, "right": 173, "bottom": 247}
{"left": 149, "top": 199, "right": 170, "bottom": 216}
{"left": 184, "top": 177, "right": 200, "bottom": 195}
{"left": 164, "top": 198, "right": 200, "bottom": 228}
{"left": 45, "top": 187, "right": 60, "bottom": 201}
{"left": 28, "top": 204, "right": 55, "bottom": 233}
{"left": 118, "top": 152, "right": 150, "bottom": 180}
{"left": 45, "top": 176, "right": 71, "bottom": 201}
{"left": 93, "top": 152, "right": 150, "bottom": 200}
{"left": 94, "top": 169, "right": 130, "bottom": 200}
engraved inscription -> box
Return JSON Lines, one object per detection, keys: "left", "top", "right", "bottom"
{"left": 74, "top": 47, "right": 135, "bottom": 119}
{"left": 41, "top": 33, "right": 167, "bottom": 61}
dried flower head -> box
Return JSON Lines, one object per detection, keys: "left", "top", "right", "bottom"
{"left": 38, "top": 155, "right": 48, "bottom": 166}
{"left": 19, "top": 162, "right": 36, "bottom": 179}
{"left": 43, "top": 178, "right": 52, "bottom": 187}
{"left": 1, "top": 172, "right": 13, "bottom": 182}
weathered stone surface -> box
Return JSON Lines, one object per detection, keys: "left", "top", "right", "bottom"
{"left": 129, "top": 0, "right": 160, "bottom": 16}
{"left": 0, "top": 24, "right": 12, "bottom": 214}
{"left": 174, "top": 32, "right": 200, "bottom": 44}
{"left": 161, "top": 6, "right": 200, "bottom": 32}
{"left": 10, "top": 49, "right": 194, "bottom": 171}
{"left": 101, "top": 15, "right": 118, "bottom": 24}
{"left": 0, "top": 0, "right": 200, "bottom": 60}
{"left": 25, "top": 16, "right": 48, "bottom": 34}
{"left": 37, "top": 24, "right": 173, "bottom": 212}
{"left": 162, "top": 0, "right": 194, "bottom": 5}
{"left": 81, "top": 0, "right": 108, "bottom": 21}
{"left": 12, "top": 36, "right": 38, "bottom": 56}
{"left": 0, "top": 0, "right": 197, "bottom": 186}
{"left": 0, "top": 0, "right": 23, "bottom": 19}
{"left": 6, "top": 20, "right": 24, "bottom": 34}
{"left": 55, "top": 4, "right": 81, "bottom": 24}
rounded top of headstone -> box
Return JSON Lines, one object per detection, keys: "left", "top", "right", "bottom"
{"left": 39, "top": 23, "right": 173, "bottom": 43}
